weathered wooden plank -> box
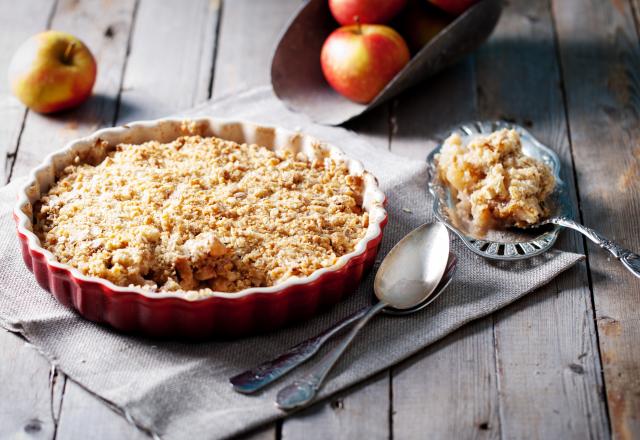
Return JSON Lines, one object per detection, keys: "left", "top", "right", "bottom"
{"left": 552, "top": 0, "right": 640, "bottom": 438}
{"left": 211, "top": 0, "right": 304, "bottom": 98}
{"left": 0, "top": 2, "right": 62, "bottom": 438}
{"left": 388, "top": 58, "right": 501, "bottom": 439}
{"left": 0, "top": 0, "right": 55, "bottom": 182}
{"left": 55, "top": 382, "right": 150, "bottom": 440}
{"left": 2, "top": 0, "right": 136, "bottom": 438}
{"left": 48, "top": 0, "right": 222, "bottom": 438}
{"left": 8, "top": 0, "right": 137, "bottom": 181}
{"left": 0, "top": 330, "right": 63, "bottom": 439}
{"left": 393, "top": 320, "right": 499, "bottom": 439}
{"left": 116, "top": 0, "right": 221, "bottom": 123}
{"left": 5, "top": 0, "right": 138, "bottom": 437}
{"left": 282, "top": 373, "right": 390, "bottom": 440}
{"left": 475, "top": 1, "right": 610, "bottom": 438}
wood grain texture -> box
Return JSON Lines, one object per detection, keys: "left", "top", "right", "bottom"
{"left": 0, "top": 0, "right": 55, "bottom": 182}
{"left": 55, "top": 382, "right": 150, "bottom": 440}
{"left": 475, "top": 1, "right": 610, "bottom": 438}
{"left": 0, "top": 330, "right": 62, "bottom": 439}
{"left": 552, "top": 0, "right": 640, "bottom": 438}
{"left": 51, "top": 0, "right": 222, "bottom": 438}
{"left": 211, "top": 0, "right": 304, "bottom": 98}
{"left": 5, "top": 0, "right": 138, "bottom": 438}
{"left": 281, "top": 373, "right": 390, "bottom": 440}
{"left": 116, "top": 0, "right": 221, "bottom": 123}
{"left": 393, "top": 320, "right": 500, "bottom": 439}
{"left": 0, "top": 2, "right": 68, "bottom": 439}
{"left": 8, "top": 0, "right": 137, "bottom": 181}
{"left": 388, "top": 58, "right": 501, "bottom": 439}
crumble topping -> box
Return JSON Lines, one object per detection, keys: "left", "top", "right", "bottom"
{"left": 436, "top": 128, "right": 555, "bottom": 234}
{"left": 35, "top": 135, "right": 368, "bottom": 295}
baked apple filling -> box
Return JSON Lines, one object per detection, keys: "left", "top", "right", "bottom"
{"left": 436, "top": 128, "right": 555, "bottom": 235}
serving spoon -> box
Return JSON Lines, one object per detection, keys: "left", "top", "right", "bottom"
{"left": 230, "top": 253, "right": 457, "bottom": 395}
{"left": 532, "top": 217, "right": 640, "bottom": 278}
{"left": 275, "top": 221, "right": 451, "bottom": 410}
{"left": 427, "top": 121, "right": 640, "bottom": 279}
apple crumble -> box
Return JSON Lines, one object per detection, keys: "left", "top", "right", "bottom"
{"left": 436, "top": 128, "right": 555, "bottom": 234}
{"left": 35, "top": 135, "right": 369, "bottom": 294}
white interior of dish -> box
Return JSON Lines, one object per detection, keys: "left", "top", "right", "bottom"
{"left": 14, "top": 117, "right": 387, "bottom": 300}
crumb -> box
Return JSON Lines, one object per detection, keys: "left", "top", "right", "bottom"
{"left": 436, "top": 128, "right": 555, "bottom": 234}
{"left": 35, "top": 135, "right": 367, "bottom": 295}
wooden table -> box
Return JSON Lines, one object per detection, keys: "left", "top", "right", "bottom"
{"left": 1, "top": 0, "right": 638, "bottom": 438}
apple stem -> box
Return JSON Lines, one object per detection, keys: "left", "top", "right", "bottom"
{"left": 355, "top": 16, "right": 362, "bottom": 34}
{"left": 63, "top": 42, "right": 76, "bottom": 64}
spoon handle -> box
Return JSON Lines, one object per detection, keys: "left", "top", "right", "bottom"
{"left": 549, "top": 217, "right": 640, "bottom": 278}
{"left": 229, "top": 306, "right": 370, "bottom": 394}
{"left": 276, "top": 301, "right": 387, "bottom": 410}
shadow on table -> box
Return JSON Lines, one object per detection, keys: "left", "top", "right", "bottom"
{"left": 35, "top": 92, "right": 142, "bottom": 129}
{"left": 355, "top": 36, "right": 636, "bottom": 160}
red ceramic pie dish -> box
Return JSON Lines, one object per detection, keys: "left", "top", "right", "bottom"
{"left": 13, "top": 118, "right": 388, "bottom": 339}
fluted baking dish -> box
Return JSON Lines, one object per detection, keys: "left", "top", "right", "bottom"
{"left": 14, "top": 118, "right": 387, "bottom": 339}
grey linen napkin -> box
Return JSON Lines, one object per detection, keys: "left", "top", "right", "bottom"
{"left": 0, "top": 87, "right": 582, "bottom": 440}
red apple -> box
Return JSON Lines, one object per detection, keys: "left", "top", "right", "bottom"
{"left": 399, "top": 0, "right": 452, "bottom": 53}
{"left": 321, "top": 24, "right": 410, "bottom": 104}
{"left": 427, "top": 0, "right": 478, "bottom": 15}
{"left": 329, "top": 0, "right": 407, "bottom": 25}
{"left": 8, "top": 30, "right": 97, "bottom": 114}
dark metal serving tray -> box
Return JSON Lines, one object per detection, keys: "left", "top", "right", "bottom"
{"left": 271, "top": 0, "right": 502, "bottom": 125}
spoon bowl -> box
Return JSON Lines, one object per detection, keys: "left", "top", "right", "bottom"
{"left": 383, "top": 253, "right": 457, "bottom": 316}
{"left": 375, "top": 222, "right": 450, "bottom": 309}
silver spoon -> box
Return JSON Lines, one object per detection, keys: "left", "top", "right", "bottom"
{"left": 533, "top": 217, "right": 640, "bottom": 278}
{"left": 275, "top": 222, "right": 451, "bottom": 410}
{"left": 229, "top": 253, "right": 457, "bottom": 395}
{"left": 427, "top": 121, "right": 640, "bottom": 279}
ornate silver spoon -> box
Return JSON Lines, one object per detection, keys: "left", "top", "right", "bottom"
{"left": 427, "top": 121, "right": 640, "bottom": 278}
{"left": 276, "top": 222, "right": 451, "bottom": 410}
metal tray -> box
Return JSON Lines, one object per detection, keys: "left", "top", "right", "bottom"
{"left": 271, "top": 0, "right": 502, "bottom": 125}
